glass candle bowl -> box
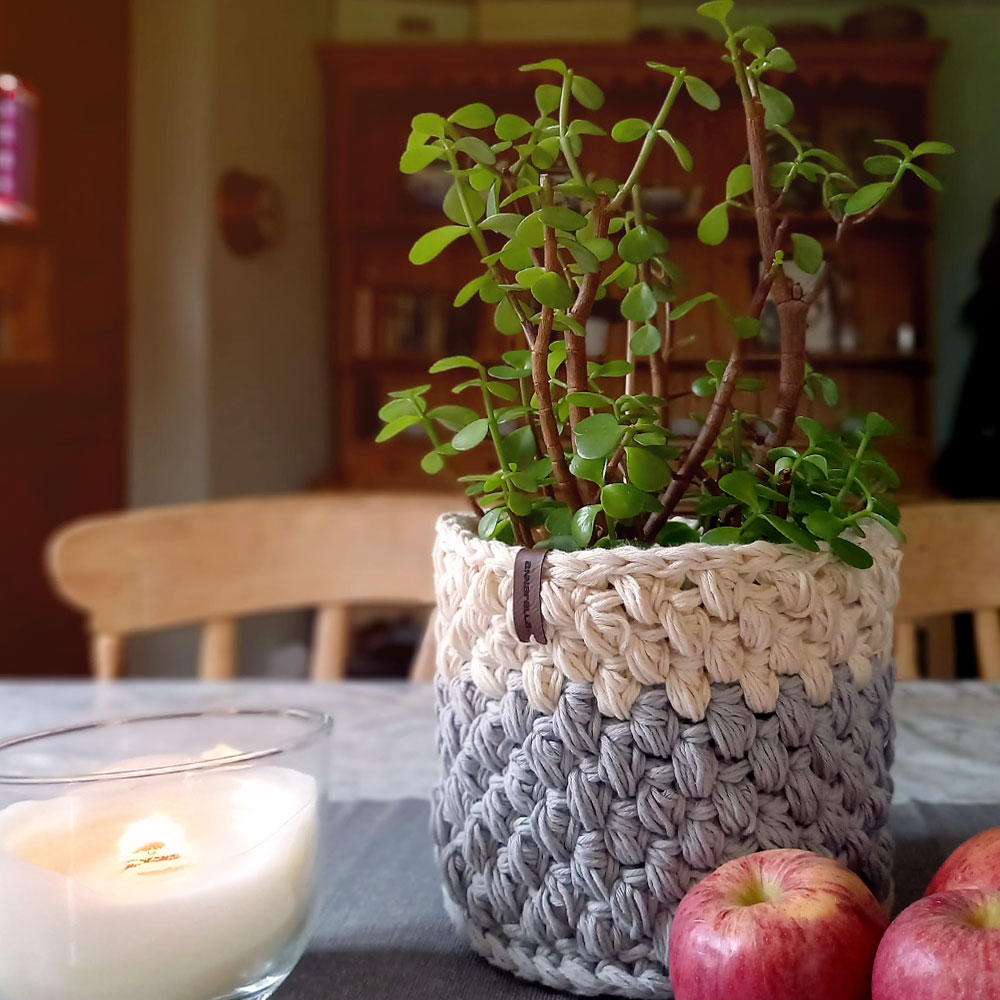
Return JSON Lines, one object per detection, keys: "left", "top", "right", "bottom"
{"left": 0, "top": 709, "right": 332, "bottom": 1000}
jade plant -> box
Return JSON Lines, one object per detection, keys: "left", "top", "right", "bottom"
{"left": 377, "top": 0, "right": 953, "bottom": 567}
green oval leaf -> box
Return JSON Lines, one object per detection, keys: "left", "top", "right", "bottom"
{"left": 765, "top": 46, "right": 797, "bottom": 73}
{"left": 571, "top": 75, "right": 604, "bottom": 110}
{"left": 865, "top": 411, "right": 895, "bottom": 437}
{"left": 619, "top": 225, "right": 669, "bottom": 265}
{"left": 428, "top": 405, "right": 479, "bottom": 431}
{"left": 906, "top": 163, "right": 943, "bottom": 191}
{"left": 566, "top": 391, "right": 613, "bottom": 407}
{"left": 571, "top": 504, "right": 603, "bottom": 546}
{"left": 864, "top": 154, "right": 901, "bottom": 176}
{"left": 501, "top": 425, "right": 537, "bottom": 467}
{"left": 454, "top": 135, "right": 496, "bottom": 165}
{"left": 726, "top": 163, "right": 754, "bottom": 200}
{"left": 443, "top": 180, "right": 485, "bottom": 224}
{"left": 658, "top": 129, "right": 693, "bottom": 171}
{"left": 480, "top": 213, "right": 521, "bottom": 237}
{"left": 611, "top": 118, "right": 651, "bottom": 142}
{"left": 499, "top": 238, "right": 534, "bottom": 271}
{"left": 429, "top": 355, "right": 483, "bottom": 374}
{"left": 535, "top": 84, "right": 561, "bottom": 115}
{"left": 452, "top": 418, "right": 490, "bottom": 451}
{"left": 629, "top": 323, "right": 662, "bottom": 356}
{"left": 513, "top": 265, "right": 545, "bottom": 288}
{"left": 493, "top": 296, "right": 522, "bottom": 335}
{"left": 574, "top": 412, "right": 623, "bottom": 459}
{"left": 531, "top": 272, "right": 575, "bottom": 310}
{"left": 452, "top": 274, "right": 490, "bottom": 309}
{"left": 601, "top": 482, "right": 647, "bottom": 520}
{"left": 584, "top": 237, "right": 615, "bottom": 262}
{"left": 378, "top": 398, "right": 416, "bottom": 422}
{"left": 399, "top": 145, "right": 441, "bottom": 174}
{"left": 719, "top": 470, "right": 760, "bottom": 510}
{"left": 626, "top": 447, "right": 671, "bottom": 492}
{"left": 805, "top": 509, "right": 843, "bottom": 540}
{"left": 519, "top": 58, "right": 567, "bottom": 74}
{"left": 762, "top": 515, "right": 819, "bottom": 552}
{"left": 409, "top": 225, "right": 467, "bottom": 264}
{"left": 421, "top": 450, "right": 445, "bottom": 474}
{"left": 702, "top": 526, "right": 742, "bottom": 545}
{"left": 844, "top": 182, "right": 893, "bottom": 216}
{"left": 538, "top": 205, "right": 588, "bottom": 231}
{"left": 448, "top": 103, "right": 495, "bottom": 129}
{"left": 684, "top": 76, "right": 721, "bottom": 111}
{"left": 913, "top": 140, "right": 955, "bottom": 157}
{"left": 570, "top": 454, "right": 606, "bottom": 485}
{"left": 515, "top": 212, "right": 545, "bottom": 248}
{"left": 495, "top": 113, "right": 534, "bottom": 141}
{"left": 656, "top": 521, "right": 699, "bottom": 546}
{"left": 375, "top": 415, "right": 422, "bottom": 442}
{"left": 411, "top": 112, "right": 446, "bottom": 136}
{"left": 621, "top": 282, "right": 658, "bottom": 323}
{"left": 739, "top": 25, "right": 776, "bottom": 58}
{"left": 478, "top": 506, "right": 506, "bottom": 540}
{"left": 830, "top": 536, "right": 874, "bottom": 569}
{"left": 671, "top": 292, "right": 720, "bottom": 321}
{"left": 791, "top": 233, "right": 824, "bottom": 275}
{"left": 697, "top": 202, "right": 729, "bottom": 245}
{"left": 759, "top": 84, "right": 794, "bottom": 128}
{"left": 697, "top": 0, "right": 734, "bottom": 24}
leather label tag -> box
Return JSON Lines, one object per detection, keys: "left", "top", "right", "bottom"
{"left": 513, "top": 548, "right": 549, "bottom": 644}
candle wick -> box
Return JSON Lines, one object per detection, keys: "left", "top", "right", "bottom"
{"left": 123, "top": 840, "right": 185, "bottom": 874}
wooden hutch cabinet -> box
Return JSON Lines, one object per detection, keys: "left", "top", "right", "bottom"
{"left": 320, "top": 39, "right": 944, "bottom": 493}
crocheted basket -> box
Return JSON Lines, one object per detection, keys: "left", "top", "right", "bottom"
{"left": 430, "top": 513, "right": 901, "bottom": 998}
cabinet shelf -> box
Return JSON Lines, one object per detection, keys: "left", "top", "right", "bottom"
{"left": 349, "top": 211, "right": 931, "bottom": 242}
{"left": 348, "top": 352, "right": 931, "bottom": 372}
{"left": 323, "top": 38, "right": 942, "bottom": 493}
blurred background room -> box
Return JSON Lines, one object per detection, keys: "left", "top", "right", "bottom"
{"left": 0, "top": 0, "right": 996, "bottom": 680}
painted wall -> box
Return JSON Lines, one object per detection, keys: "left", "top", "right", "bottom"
{"left": 129, "top": 0, "right": 331, "bottom": 676}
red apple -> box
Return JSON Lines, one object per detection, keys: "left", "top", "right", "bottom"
{"left": 927, "top": 827, "right": 1000, "bottom": 895}
{"left": 872, "top": 889, "right": 1000, "bottom": 999}
{"left": 669, "top": 849, "right": 888, "bottom": 1000}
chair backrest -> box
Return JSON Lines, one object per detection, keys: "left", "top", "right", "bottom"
{"left": 895, "top": 501, "right": 1000, "bottom": 680}
{"left": 45, "top": 491, "right": 462, "bottom": 681}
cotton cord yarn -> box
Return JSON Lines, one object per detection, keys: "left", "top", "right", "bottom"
{"left": 431, "top": 516, "right": 900, "bottom": 998}
{"left": 434, "top": 513, "right": 900, "bottom": 722}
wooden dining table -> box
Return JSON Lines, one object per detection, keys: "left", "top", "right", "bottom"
{"left": 2, "top": 678, "right": 999, "bottom": 998}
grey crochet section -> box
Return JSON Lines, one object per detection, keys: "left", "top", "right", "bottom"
{"left": 431, "top": 661, "right": 895, "bottom": 998}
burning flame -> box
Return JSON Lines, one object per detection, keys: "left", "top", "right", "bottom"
{"left": 119, "top": 813, "right": 195, "bottom": 875}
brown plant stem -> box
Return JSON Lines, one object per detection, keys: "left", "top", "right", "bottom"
{"left": 510, "top": 513, "right": 533, "bottom": 547}
{"left": 566, "top": 194, "right": 611, "bottom": 431}
{"left": 651, "top": 299, "right": 672, "bottom": 427}
{"left": 535, "top": 218, "right": 581, "bottom": 510}
{"left": 643, "top": 272, "right": 775, "bottom": 539}
{"left": 764, "top": 292, "right": 810, "bottom": 447}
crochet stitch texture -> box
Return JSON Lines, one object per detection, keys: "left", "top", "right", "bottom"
{"left": 431, "top": 516, "right": 900, "bottom": 998}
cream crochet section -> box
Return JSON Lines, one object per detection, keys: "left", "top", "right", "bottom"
{"left": 433, "top": 513, "right": 901, "bottom": 722}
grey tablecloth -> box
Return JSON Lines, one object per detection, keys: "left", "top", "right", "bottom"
{"left": 280, "top": 798, "right": 1000, "bottom": 1000}
{"left": 1, "top": 680, "right": 999, "bottom": 804}
{"left": 2, "top": 681, "right": 1000, "bottom": 999}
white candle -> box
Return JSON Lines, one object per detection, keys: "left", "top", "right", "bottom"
{"left": 0, "top": 763, "right": 319, "bottom": 1000}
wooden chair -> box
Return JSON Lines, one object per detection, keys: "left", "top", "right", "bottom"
{"left": 45, "top": 492, "right": 461, "bottom": 682}
{"left": 895, "top": 501, "right": 1000, "bottom": 680}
